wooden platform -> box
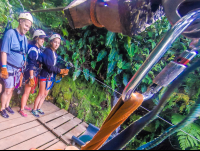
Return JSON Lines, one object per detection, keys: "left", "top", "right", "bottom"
{"left": 0, "top": 101, "right": 88, "bottom": 150}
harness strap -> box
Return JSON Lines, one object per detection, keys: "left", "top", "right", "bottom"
{"left": 12, "top": 29, "right": 26, "bottom": 54}
{"left": 7, "top": 62, "right": 22, "bottom": 69}
{"left": 28, "top": 47, "right": 39, "bottom": 60}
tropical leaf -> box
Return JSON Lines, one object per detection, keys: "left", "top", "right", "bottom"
{"left": 172, "top": 114, "right": 200, "bottom": 150}
{"left": 90, "top": 72, "right": 96, "bottom": 84}
{"left": 97, "top": 50, "right": 107, "bottom": 62}
{"left": 64, "top": 40, "right": 70, "bottom": 50}
{"left": 97, "top": 63, "right": 103, "bottom": 75}
{"left": 83, "top": 68, "right": 90, "bottom": 81}
{"left": 61, "top": 28, "right": 69, "bottom": 37}
{"left": 123, "top": 74, "right": 129, "bottom": 86}
{"left": 72, "top": 52, "right": 80, "bottom": 61}
{"left": 73, "top": 70, "right": 81, "bottom": 81}
{"left": 87, "top": 45, "right": 94, "bottom": 59}
{"left": 117, "top": 68, "right": 123, "bottom": 75}
{"left": 118, "top": 33, "right": 124, "bottom": 39}
{"left": 115, "top": 54, "right": 123, "bottom": 61}
{"left": 125, "top": 42, "right": 135, "bottom": 58}
{"left": 107, "top": 61, "right": 117, "bottom": 76}
{"left": 84, "top": 30, "right": 91, "bottom": 38}
{"left": 106, "top": 31, "right": 115, "bottom": 47}
{"left": 122, "top": 62, "right": 131, "bottom": 70}
{"left": 111, "top": 76, "right": 117, "bottom": 90}
{"left": 78, "top": 38, "right": 83, "bottom": 49}
{"left": 91, "top": 61, "right": 96, "bottom": 69}
{"left": 108, "top": 48, "right": 118, "bottom": 61}
{"left": 89, "top": 36, "right": 95, "bottom": 44}
{"left": 117, "top": 59, "right": 125, "bottom": 69}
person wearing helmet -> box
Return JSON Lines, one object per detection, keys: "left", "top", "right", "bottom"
{"left": 19, "top": 29, "right": 47, "bottom": 117}
{"left": 0, "top": 12, "right": 33, "bottom": 118}
{"left": 31, "top": 34, "right": 69, "bottom": 117}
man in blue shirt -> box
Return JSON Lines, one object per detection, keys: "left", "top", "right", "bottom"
{"left": 0, "top": 13, "right": 33, "bottom": 118}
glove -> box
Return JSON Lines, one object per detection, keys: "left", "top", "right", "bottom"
{"left": 1, "top": 67, "right": 8, "bottom": 79}
{"left": 60, "top": 69, "right": 69, "bottom": 75}
{"left": 29, "top": 77, "right": 35, "bottom": 87}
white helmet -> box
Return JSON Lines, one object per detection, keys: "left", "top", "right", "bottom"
{"left": 33, "top": 30, "right": 47, "bottom": 39}
{"left": 18, "top": 13, "right": 33, "bottom": 23}
{"left": 50, "top": 34, "right": 61, "bottom": 41}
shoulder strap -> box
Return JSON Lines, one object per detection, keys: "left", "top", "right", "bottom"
{"left": 28, "top": 47, "right": 39, "bottom": 60}
{"left": 13, "top": 29, "right": 26, "bottom": 53}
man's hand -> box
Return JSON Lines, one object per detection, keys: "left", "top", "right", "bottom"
{"left": 1, "top": 67, "right": 8, "bottom": 79}
{"left": 29, "top": 77, "right": 35, "bottom": 87}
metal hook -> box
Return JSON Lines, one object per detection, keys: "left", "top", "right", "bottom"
{"left": 122, "top": 9, "right": 200, "bottom": 102}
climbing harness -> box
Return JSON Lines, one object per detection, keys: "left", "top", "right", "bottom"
{"left": 45, "top": 61, "right": 72, "bottom": 91}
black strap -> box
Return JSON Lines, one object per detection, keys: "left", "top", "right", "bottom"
{"left": 7, "top": 62, "right": 22, "bottom": 69}
{"left": 12, "top": 29, "right": 26, "bottom": 54}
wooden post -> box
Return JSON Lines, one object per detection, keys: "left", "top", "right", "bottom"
{"left": 64, "top": 0, "right": 164, "bottom": 36}
{"left": 64, "top": 0, "right": 92, "bottom": 29}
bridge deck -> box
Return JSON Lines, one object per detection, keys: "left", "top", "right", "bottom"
{"left": 0, "top": 101, "right": 87, "bottom": 150}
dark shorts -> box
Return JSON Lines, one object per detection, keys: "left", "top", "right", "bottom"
{"left": 24, "top": 69, "right": 40, "bottom": 81}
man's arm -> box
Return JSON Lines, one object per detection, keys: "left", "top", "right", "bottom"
{"left": 1, "top": 52, "right": 7, "bottom": 66}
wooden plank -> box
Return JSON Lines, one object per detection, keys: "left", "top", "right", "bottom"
{"left": 53, "top": 118, "right": 82, "bottom": 137}
{"left": 0, "top": 125, "right": 48, "bottom": 150}
{"left": 61, "top": 124, "right": 87, "bottom": 145}
{"left": 0, "top": 120, "right": 40, "bottom": 139}
{"left": 39, "top": 109, "right": 68, "bottom": 123}
{"left": 0, "top": 101, "right": 59, "bottom": 124}
{"left": 45, "top": 113, "right": 74, "bottom": 130}
{"left": 7, "top": 131, "right": 57, "bottom": 150}
{"left": 82, "top": 122, "right": 88, "bottom": 128}
{"left": 0, "top": 116, "right": 37, "bottom": 131}
{"left": 37, "top": 138, "right": 60, "bottom": 150}
{"left": 45, "top": 141, "right": 67, "bottom": 150}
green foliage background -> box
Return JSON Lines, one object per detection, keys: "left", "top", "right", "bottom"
{"left": 0, "top": 0, "right": 200, "bottom": 150}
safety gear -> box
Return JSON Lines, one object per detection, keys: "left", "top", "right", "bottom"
{"left": 60, "top": 69, "right": 69, "bottom": 75}
{"left": 1, "top": 67, "right": 8, "bottom": 79}
{"left": 33, "top": 30, "right": 47, "bottom": 39}
{"left": 162, "top": 0, "right": 200, "bottom": 38}
{"left": 29, "top": 77, "right": 35, "bottom": 87}
{"left": 18, "top": 12, "right": 33, "bottom": 23}
{"left": 50, "top": 34, "right": 61, "bottom": 41}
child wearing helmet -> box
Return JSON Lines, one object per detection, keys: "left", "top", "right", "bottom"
{"left": 0, "top": 13, "right": 33, "bottom": 118}
{"left": 31, "top": 34, "right": 69, "bottom": 117}
{"left": 19, "top": 30, "right": 47, "bottom": 117}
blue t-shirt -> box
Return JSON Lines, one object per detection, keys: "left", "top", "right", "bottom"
{"left": 1, "top": 29, "right": 28, "bottom": 72}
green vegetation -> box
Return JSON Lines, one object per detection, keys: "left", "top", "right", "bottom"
{"left": 51, "top": 75, "right": 111, "bottom": 127}
{"left": 0, "top": 0, "right": 200, "bottom": 150}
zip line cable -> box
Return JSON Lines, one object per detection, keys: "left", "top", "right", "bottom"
{"left": 58, "top": 57, "right": 200, "bottom": 143}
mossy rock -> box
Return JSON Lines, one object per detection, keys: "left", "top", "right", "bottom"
{"left": 63, "top": 91, "right": 73, "bottom": 102}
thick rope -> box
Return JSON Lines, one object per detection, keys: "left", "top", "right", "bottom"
{"left": 90, "top": 0, "right": 104, "bottom": 28}
{"left": 81, "top": 92, "right": 143, "bottom": 150}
